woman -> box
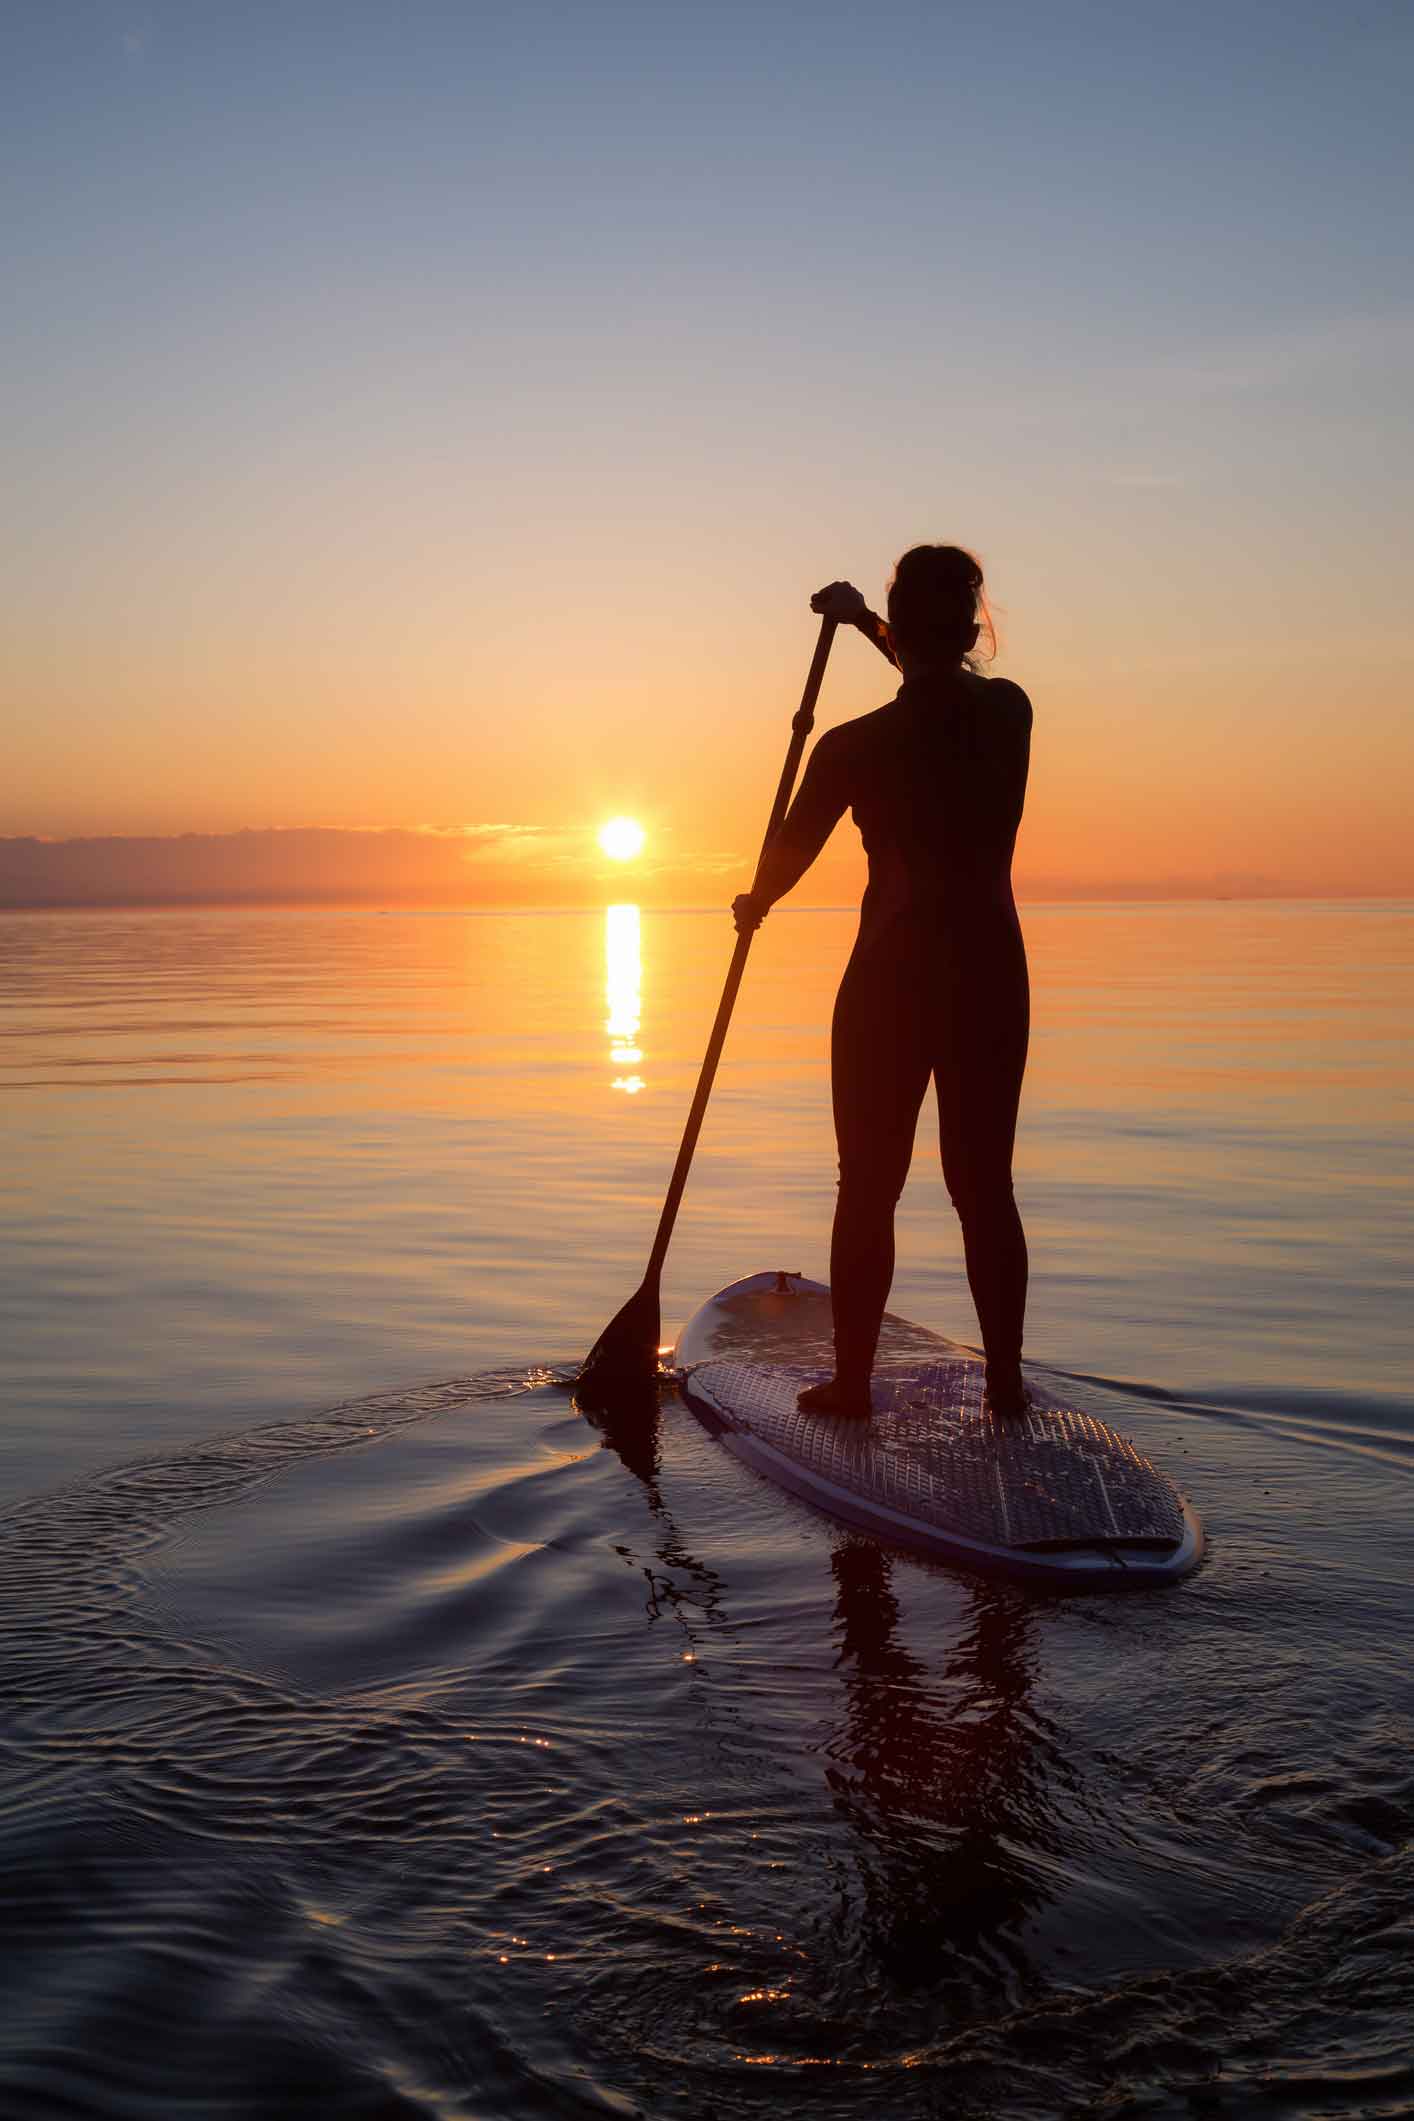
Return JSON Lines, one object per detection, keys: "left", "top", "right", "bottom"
{"left": 733, "top": 546, "right": 1032, "bottom": 1419}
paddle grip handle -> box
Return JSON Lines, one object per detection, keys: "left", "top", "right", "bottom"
{"left": 645, "top": 617, "right": 837, "bottom": 1282}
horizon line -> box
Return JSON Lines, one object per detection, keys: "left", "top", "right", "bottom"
{"left": 2, "top": 890, "right": 1409, "bottom": 915}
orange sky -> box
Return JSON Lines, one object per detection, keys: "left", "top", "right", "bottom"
{"left": 7, "top": 599, "right": 1410, "bottom": 903}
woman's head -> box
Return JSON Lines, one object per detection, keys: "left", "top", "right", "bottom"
{"left": 886, "top": 545, "right": 992, "bottom": 670}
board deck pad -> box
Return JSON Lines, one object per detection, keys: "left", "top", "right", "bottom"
{"left": 675, "top": 1274, "right": 1202, "bottom": 1586}
{"left": 687, "top": 1358, "right": 1186, "bottom": 1552}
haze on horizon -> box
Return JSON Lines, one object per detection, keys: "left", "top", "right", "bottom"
{"left": 4, "top": 2, "right": 1411, "bottom": 906}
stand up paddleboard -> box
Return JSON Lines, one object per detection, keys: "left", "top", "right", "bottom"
{"left": 676, "top": 1273, "right": 1203, "bottom": 1589}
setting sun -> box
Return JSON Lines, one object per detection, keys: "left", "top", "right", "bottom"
{"left": 598, "top": 817, "right": 646, "bottom": 863}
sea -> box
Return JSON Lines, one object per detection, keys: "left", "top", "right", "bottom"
{"left": 1, "top": 901, "right": 1410, "bottom": 2119}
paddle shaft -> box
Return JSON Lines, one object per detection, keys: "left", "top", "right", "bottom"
{"left": 644, "top": 616, "right": 837, "bottom": 1285}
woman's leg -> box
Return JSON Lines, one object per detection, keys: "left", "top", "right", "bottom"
{"left": 811, "top": 938, "right": 931, "bottom": 1409}
{"left": 934, "top": 975, "right": 1030, "bottom": 1414}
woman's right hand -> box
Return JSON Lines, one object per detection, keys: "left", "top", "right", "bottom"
{"left": 810, "top": 581, "right": 869, "bottom": 625}
{"left": 732, "top": 893, "right": 766, "bottom": 935}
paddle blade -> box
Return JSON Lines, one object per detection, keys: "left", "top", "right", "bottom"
{"left": 575, "top": 1279, "right": 662, "bottom": 1409}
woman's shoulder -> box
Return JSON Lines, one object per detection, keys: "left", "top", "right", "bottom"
{"left": 965, "top": 671, "right": 1032, "bottom": 727}
{"left": 812, "top": 700, "right": 901, "bottom": 762}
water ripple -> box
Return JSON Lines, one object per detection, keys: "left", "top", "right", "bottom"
{"left": 0, "top": 1365, "right": 1410, "bottom": 2116}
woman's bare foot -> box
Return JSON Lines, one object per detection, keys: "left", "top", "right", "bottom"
{"left": 797, "top": 1376, "right": 872, "bottom": 1419}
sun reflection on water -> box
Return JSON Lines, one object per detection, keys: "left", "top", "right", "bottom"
{"left": 604, "top": 903, "right": 645, "bottom": 1095}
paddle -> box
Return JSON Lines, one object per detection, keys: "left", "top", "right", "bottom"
{"left": 576, "top": 615, "right": 838, "bottom": 1406}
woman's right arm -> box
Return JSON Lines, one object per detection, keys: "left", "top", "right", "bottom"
{"left": 732, "top": 729, "right": 851, "bottom": 932}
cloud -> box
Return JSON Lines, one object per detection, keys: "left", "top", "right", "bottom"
{"left": 0, "top": 826, "right": 577, "bottom": 907}
{"left": 411, "top": 822, "right": 570, "bottom": 863}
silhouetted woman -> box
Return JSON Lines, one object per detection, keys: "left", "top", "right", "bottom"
{"left": 733, "top": 548, "right": 1031, "bottom": 1419}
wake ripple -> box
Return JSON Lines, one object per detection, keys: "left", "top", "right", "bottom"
{"left": 0, "top": 1371, "right": 1410, "bottom": 2118}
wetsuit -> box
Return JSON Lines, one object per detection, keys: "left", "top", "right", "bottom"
{"left": 770, "top": 647, "right": 1032, "bottom": 1406}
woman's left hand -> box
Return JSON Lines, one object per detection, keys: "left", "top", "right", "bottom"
{"left": 732, "top": 893, "right": 766, "bottom": 935}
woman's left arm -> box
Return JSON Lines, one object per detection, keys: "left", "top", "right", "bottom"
{"left": 993, "top": 681, "right": 1033, "bottom": 831}
{"left": 854, "top": 606, "right": 900, "bottom": 668}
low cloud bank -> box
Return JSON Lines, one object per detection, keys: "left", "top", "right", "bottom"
{"left": 0, "top": 828, "right": 577, "bottom": 908}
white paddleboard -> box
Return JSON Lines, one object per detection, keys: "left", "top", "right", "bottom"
{"left": 676, "top": 1273, "right": 1203, "bottom": 1590}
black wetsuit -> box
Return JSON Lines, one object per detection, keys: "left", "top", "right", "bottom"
{"left": 772, "top": 660, "right": 1032, "bottom": 1403}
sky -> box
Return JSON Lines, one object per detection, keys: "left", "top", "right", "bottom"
{"left": 3, "top": 0, "right": 1411, "bottom": 903}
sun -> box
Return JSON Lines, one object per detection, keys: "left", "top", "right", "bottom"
{"left": 598, "top": 816, "right": 646, "bottom": 862}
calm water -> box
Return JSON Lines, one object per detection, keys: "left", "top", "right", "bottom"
{"left": 2, "top": 903, "right": 1411, "bottom": 2118}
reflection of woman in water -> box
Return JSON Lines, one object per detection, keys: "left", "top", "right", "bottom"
{"left": 734, "top": 548, "right": 1032, "bottom": 1419}
{"left": 826, "top": 1540, "right": 1058, "bottom": 1986}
